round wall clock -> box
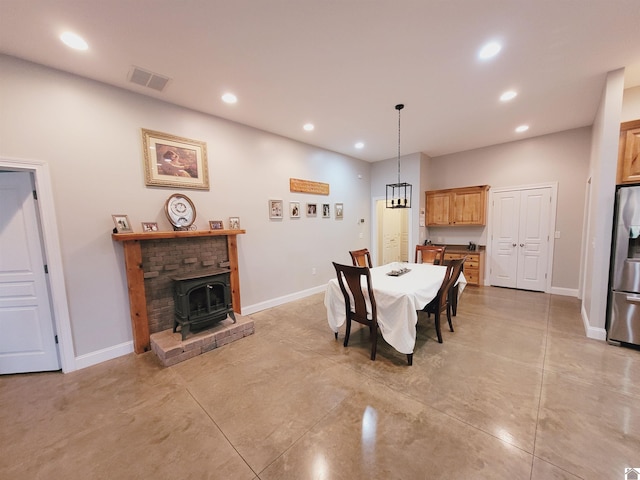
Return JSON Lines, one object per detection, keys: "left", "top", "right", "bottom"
{"left": 165, "top": 193, "right": 196, "bottom": 229}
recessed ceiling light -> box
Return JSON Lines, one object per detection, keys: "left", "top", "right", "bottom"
{"left": 221, "top": 93, "right": 237, "bottom": 104}
{"left": 355, "top": 142, "right": 364, "bottom": 149}
{"left": 500, "top": 90, "right": 517, "bottom": 102}
{"left": 60, "top": 31, "right": 88, "bottom": 51}
{"left": 515, "top": 125, "right": 529, "bottom": 133}
{"left": 478, "top": 41, "right": 501, "bottom": 60}
{"left": 303, "top": 123, "right": 314, "bottom": 131}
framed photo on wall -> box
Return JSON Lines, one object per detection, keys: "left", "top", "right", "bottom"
{"left": 290, "top": 201, "right": 300, "bottom": 218}
{"left": 322, "top": 203, "right": 330, "bottom": 218}
{"left": 306, "top": 203, "right": 317, "bottom": 216}
{"left": 269, "top": 199, "right": 283, "bottom": 219}
{"left": 335, "top": 203, "right": 344, "bottom": 219}
{"left": 112, "top": 214, "right": 133, "bottom": 233}
{"left": 141, "top": 128, "right": 209, "bottom": 190}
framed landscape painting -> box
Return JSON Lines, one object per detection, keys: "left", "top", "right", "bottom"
{"left": 142, "top": 128, "right": 209, "bottom": 190}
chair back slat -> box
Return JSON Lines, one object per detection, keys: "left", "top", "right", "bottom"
{"left": 415, "top": 245, "right": 446, "bottom": 265}
{"left": 349, "top": 248, "right": 373, "bottom": 267}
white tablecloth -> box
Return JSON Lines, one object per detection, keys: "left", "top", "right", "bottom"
{"left": 324, "top": 263, "right": 467, "bottom": 354}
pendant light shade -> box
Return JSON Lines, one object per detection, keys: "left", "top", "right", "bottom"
{"left": 386, "top": 104, "right": 412, "bottom": 209}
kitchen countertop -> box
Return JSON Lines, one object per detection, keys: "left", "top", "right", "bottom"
{"left": 432, "top": 244, "right": 485, "bottom": 253}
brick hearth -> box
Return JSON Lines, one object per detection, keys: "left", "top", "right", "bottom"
{"left": 150, "top": 314, "right": 254, "bottom": 367}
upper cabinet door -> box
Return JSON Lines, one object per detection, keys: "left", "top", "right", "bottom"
{"left": 452, "top": 188, "right": 486, "bottom": 225}
{"left": 618, "top": 120, "right": 640, "bottom": 185}
{"left": 425, "top": 191, "right": 451, "bottom": 225}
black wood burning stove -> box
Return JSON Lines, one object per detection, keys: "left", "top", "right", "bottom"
{"left": 172, "top": 268, "right": 236, "bottom": 340}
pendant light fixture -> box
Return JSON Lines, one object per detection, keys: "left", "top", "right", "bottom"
{"left": 386, "top": 103, "right": 412, "bottom": 208}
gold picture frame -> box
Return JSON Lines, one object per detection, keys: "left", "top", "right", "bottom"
{"left": 141, "top": 128, "right": 209, "bottom": 190}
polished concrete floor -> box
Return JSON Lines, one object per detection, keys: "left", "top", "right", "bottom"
{"left": 2, "top": 286, "right": 640, "bottom": 479}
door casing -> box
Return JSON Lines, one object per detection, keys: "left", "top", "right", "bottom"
{"left": 0, "top": 157, "right": 75, "bottom": 372}
{"left": 486, "top": 182, "right": 558, "bottom": 292}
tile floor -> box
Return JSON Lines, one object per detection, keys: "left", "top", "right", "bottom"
{"left": 1, "top": 286, "right": 640, "bottom": 479}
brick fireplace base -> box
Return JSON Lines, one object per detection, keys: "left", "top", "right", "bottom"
{"left": 150, "top": 314, "right": 254, "bottom": 367}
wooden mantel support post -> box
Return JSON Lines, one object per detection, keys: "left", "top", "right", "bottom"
{"left": 112, "top": 229, "right": 246, "bottom": 354}
{"left": 121, "top": 240, "right": 150, "bottom": 353}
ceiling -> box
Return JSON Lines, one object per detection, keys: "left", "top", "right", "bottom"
{"left": 1, "top": 0, "right": 639, "bottom": 162}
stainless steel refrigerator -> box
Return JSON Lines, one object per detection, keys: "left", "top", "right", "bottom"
{"left": 607, "top": 184, "right": 640, "bottom": 346}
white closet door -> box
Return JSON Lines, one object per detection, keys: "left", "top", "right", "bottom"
{"left": 490, "top": 187, "right": 551, "bottom": 292}
{"left": 490, "top": 191, "right": 520, "bottom": 287}
{"left": 516, "top": 188, "right": 550, "bottom": 291}
{"left": 0, "top": 172, "right": 60, "bottom": 374}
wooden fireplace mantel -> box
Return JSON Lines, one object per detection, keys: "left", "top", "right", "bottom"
{"left": 112, "top": 229, "right": 246, "bottom": 353}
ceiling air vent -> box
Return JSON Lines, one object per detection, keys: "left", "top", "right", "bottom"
{"left": 128, "top": 66, "right": 170, "bottom": 92}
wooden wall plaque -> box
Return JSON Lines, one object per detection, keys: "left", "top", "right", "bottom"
{"left": 289, "top": 178, "right": 330, "bottom": 195}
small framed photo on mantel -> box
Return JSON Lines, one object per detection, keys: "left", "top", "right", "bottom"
{"left": 229, "top": 217, "right": 241, "bottom": 230}
{"left": 112, "top": 214, "right": 133, "bottom": 233}
{"left": 209, "top": 220, "right": 224, "bottom": 230}
{"left": 141, "top": 222, "right": 158, "bottom": 232}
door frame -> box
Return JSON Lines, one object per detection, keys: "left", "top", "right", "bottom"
{"left": 0, "top": 157, "right": 75, "bottom": 372}
{"left": 371, "top": 195, "right": 412, "bottom": 266}
{"left": 486, "top": 182, "right": 558, "bottom": 292}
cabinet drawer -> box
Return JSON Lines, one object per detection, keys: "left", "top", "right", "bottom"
{"left": 464, "top": 271, "right": 479, "bottom": 285}
{"left": 464, "top": 259, "right": 479, "bottom": 269}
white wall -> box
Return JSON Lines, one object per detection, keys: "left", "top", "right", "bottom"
{"left": 581, "top": 69, "right": 625, "bottom": 339}
{"left": 370, "top": 152, "right": 423, "bottom": 256}
{"left": 0, "top": 55, "right": 370, "bottom": 361}
{"left": 622, "top": 85, "right": 640, "bottom": 122}
{"left": 423, "top": 128, "right": 592, "bottom": 290}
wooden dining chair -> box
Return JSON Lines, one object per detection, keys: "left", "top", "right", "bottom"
{"left": 332, "top": 262, "right": 379, "bottom": 361}
{"left": 349, "top": 248, "right": 373, "bottom": 267}
{"left": 332, "top": 262, "right": 413, "bottom": 365}
{"left": 421, "top": 257, "right": 465, "bottom": 343}
{"left": 415, "top": 245, "right": 446, "bottom": 265}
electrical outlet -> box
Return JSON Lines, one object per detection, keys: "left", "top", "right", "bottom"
{"left": 311, "top": 267, "right": 316, "bottom": 275}
{"left": 359, "top": 232, "right": 363, "bottom": 239}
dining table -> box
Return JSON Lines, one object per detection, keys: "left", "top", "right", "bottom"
{"left": 324, "top": 262, "right": 467, "bottom": 355}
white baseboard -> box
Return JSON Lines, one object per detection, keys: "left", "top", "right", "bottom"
{"left": 242, "top": 284, "right": 327, "bottom": 315}
{"left": 70, "top": 286, "right": 327, "bottom": 371}
{"left": 549, "top": 286, "right": 578, "bottom": 297}
{"left": 581, "top": 304, "right": 607, "bottom": 341}
{"left": 74, "top": 341, "right": 134, "bottom": 370}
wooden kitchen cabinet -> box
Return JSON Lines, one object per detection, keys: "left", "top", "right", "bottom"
{"left": 444, "top": 250, "right": 483, "bottom": 286}
{"left": 425, "top": 185, "right": 489, "bottom": 226}
{"left": 618, "top": 119, "right": 640, "bottom": 185}
{"left": 425, "top": 190, "right": 451, "bottom": 226}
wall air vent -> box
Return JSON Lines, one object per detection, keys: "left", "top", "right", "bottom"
{"left": 128, "top": 66, "right": 170, "bottom": 92}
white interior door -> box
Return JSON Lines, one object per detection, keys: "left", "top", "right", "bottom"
{"left": 382, "top": 207, "right": 401, "bottom": 264}
{"left": 490, "top": 191, "right": 520, "bottom": 287}
{"left": 490, "top": 187, "right": 551, "bottom": 292}
{"left": 517, "top": 188, "right": 550, "bottom": 291}
{"left": 0, "top": 172, "right": 60, "bottom": 374}
{"left": 377, "top": 200, "right": 409, "bottom": 265}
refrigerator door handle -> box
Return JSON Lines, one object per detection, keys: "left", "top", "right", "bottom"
{"left": 626, "top": 294, "right": 640, "bottom": 303}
